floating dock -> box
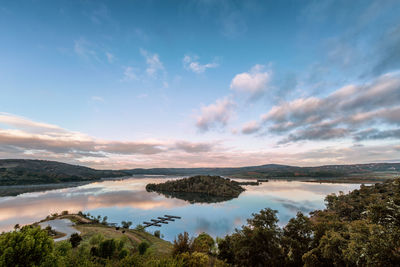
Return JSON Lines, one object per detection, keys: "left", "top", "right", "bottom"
{"left": 143, "top": 215, "right": 181, "bottom": 228}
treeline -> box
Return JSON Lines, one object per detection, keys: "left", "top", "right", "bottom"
{"left": 146, "top": 175, "right": 245, "bottom": 198}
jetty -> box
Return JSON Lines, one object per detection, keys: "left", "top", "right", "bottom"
{"left": 143, "top": 215, "right": 181, "bottom": 228}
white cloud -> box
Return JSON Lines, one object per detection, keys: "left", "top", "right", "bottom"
{"left": 91, "top": 96, "right": 105, "bottom": 102}
{"left": 140, "top": 49, "right": 164, "bottom": 77}
{"left": 243, "top": 70, "right": 400, "bottom": 143}
{"left": 183, "top": 55, "right": 218, "bottom": 73}
{"left": 121, "top": 66, "right": 138, "bottom": 82}
{"left": 74, "top": 38, "right": 99, "bottom": 61}
{"left": 230, "top": 64, "right": 271, "bottom": 99}
{"left": 105, "top": 52, "right": 115, "bottom": 63}
{"left": 196, "top": 97, "right": 236, "bottom": 132}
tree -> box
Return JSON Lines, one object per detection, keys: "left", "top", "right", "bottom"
{"left": 138, "top": 241, "right": 150, "bottom": 255}
{"left": 154, "top": 230, "right": 161, "bottom": 238}
{"left": 0, "top": 226, "right": 55, "bottom": 267}
{"left": 101, "top": 216, "right": 108, "bottom": 225}
{"left": 282, "top": 212, "right": 313, "bottom": 266}
{"left": 173, "top": 232, "right": 192, "bottom": 256}
{"left": 217, "top": 208, "right": 284, "bottom": 266}
{"left": 121, "top": 221, "right": 132, "bottom": 229}
{"left": 69, "top": 233, "right": 82, "bottom": 248}
{"left": 98, "top": 239, "right": 116, "bottom": 259}
{"left": 192, "top": 232, "right": 215, "bottom": 254}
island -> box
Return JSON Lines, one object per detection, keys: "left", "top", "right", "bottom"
{"left": 146, "top": 175, "right": 246, "bottom": 203}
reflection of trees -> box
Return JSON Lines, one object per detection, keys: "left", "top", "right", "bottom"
{"left": 151, "top": 191, "right": 238, "bottom": 204}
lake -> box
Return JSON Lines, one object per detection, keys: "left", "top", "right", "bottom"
{"left": 0, "top": 176, "right": 361, "bottom": 241}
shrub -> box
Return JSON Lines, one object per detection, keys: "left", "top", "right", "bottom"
{"left": 69, "top": 233, "right": 82, "bottom": 248}
{"left": 138, "top": 241, "right": 150, "bottom": 255}
{"left": 154, "top": 230, "right": 161, "bottom": 238}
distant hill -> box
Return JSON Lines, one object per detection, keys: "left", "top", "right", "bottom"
{"left": 0, "top": 159, "right": 399, "bottom": 187}
{"left": 0, "top": 159, "right": 127, "bottom": 186}
{"left": 127, "top": 163, "right": 400, "bottom": 179}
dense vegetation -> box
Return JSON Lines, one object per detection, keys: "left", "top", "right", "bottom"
{"left": 216, "top": 178, "right": 400, "bottom": 266}
{"left": 146, "top": 175, "right": 245, "bottom": 199}
{"left": 0, "top": 159, "right": 127, "bottom": 186}
{"left": 1, "top": 178, "right": 400, "bottom": 266}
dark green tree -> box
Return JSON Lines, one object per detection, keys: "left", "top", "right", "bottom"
{"left": 0, "top": 226, "right": 55, "bottom": 266}
{"left": 69, "top": 233, "right": 82, "bottom": 248}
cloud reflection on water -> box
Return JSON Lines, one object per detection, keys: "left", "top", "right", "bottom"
{"left": 0, "top": 177, "right": 360, "bottom": 240}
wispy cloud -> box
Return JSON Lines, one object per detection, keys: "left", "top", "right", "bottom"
{"left": 196, "top": 97, "right": 236, "bottom": 132}
{"left": 74, "top": 38, "right": 99, "bottom": 62}
{"left": 183, "top": 55, "right": 218, "bottom": 73}
{"left": 121, "top": 66, "right": 138, "bottom": 82}
{"left": 105, "top": 52, "right": 115, "bottom": 63}
{"left": 140, "top": 49, "right": 164, "bottom": 77}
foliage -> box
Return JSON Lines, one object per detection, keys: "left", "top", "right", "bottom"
{"left": 138, "top": 241, "right": 150, "bottom": 255}
{"left": 69, "top": 233, "right": 82, "bottom": 248}
{"left": 216, "top": 178, "right": 400, "bottom": 266}
{"left": 192, "top": 232, "right": 215, "bottom": 254}
{"left": 0, "top": 226, "right": 55, "bottom": 267}
{"left": 154, "top": 230, "right": 161, "bottom": 238}
{"left": 121, "top": 221, "right": 132, "bottom": 229}
{"left": 146, "top": 175, "right": 245, "bottom": 198}
{"left": 173, "top": 232, "right": 192, "bottom": 256}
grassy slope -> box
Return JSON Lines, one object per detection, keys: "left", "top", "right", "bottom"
{"left": 49, "top": 214, "right": 172, "bottom": 258}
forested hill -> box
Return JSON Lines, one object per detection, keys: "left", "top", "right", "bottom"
{"left": 1, "top": 159, "right": 400, "bottom": 186}
{"left": 128, "top": 162, "right": 400, "bottom": 179}
{"left": 0, "top": 159, "right": 127, "bottom": 185}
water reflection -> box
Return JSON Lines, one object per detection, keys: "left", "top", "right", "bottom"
{"left": 149, "top": 191, "right": 238, "bottom": 204}
{"left": 0, "top": 177, "right": 360, "bottom": 241}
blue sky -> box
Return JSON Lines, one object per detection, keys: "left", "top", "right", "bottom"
{"left": 0, "top": 0, "right": 400, "bottom": 168}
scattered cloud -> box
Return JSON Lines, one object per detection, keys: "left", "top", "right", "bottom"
{"left": 105, "top": 52, "right": 115, "bottom": 63}
{"left": 183, "top": 55, "right": 218, "bottom": 73}
{"left": 174, "top": 141, "right": 216, "bottom": 153}
{"left": 230, "top": 64, "right": 271, "bottom": 100}
{"left": 0, "top": 113, "right": 219, "bottom": 163}
{"left": 241, "top": 121, "right": 261, "bottom": 134}
{"left": 241, "top": 70, "right": 400, "bottom": 143}
{"left": 140, "top": 49, "right": 164, "bottom": 77}
{"left": 74, "top": 38, "right": 99, "bottom": 61}
{"left": 196, "top": 97, "right": 236, "bottom": 132}
{"left": 91, "top": 96, "right": 105, "bottom": 103}
{"left": 354, "top": 128, "right": 400, "bottom": 141}
{"left": 121, "top": 66, "right": 138, "bottom": 82}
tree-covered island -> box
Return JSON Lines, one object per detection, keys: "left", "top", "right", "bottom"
{"left": 145, "top": 175, "right": 246, "bottom": 199}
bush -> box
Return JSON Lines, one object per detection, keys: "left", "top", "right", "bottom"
{"left": 98, "top": 239, "right": 116, "bottom": 259}
{"left": 154, "top": 230, "right": 161, "bottom": 238}
{"left": 69, "top": 233, "right": 82, "bottom": 248}
{"left": 138, "top": 241, "right": 150, "bottom": 255}
{"left": 121, "top": 221, "right": 132, "bottom": 229}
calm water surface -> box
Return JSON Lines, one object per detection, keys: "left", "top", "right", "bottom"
{"left": 0, "top": 176, "right": 360, "bottom": 241}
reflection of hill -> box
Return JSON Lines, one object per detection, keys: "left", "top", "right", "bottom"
{"left": 151, "top": 191, "right": 237, "bottom": 204}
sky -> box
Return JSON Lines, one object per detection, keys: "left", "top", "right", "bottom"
{"left": 0, "top": 0, "right": 400, "bottom": 169}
